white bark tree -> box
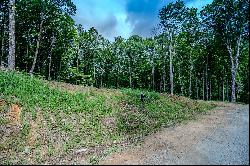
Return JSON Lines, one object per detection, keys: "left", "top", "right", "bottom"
{"left": 8, "top": 0, "right": 15, "bottom": 70}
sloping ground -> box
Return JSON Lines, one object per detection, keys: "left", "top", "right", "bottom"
{"left": 99, "top": 104, "right": 249, "bottom": 165}
{"left": 0, "top": 71, "right": 216, "bottom": 164}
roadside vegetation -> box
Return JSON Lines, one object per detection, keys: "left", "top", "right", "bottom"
{"left": 0, "top": 71, "right": 216, "bottom": 164}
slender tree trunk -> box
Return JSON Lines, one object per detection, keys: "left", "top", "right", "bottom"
{"left": 189, "top": 59, "right": 193, "bottom": 98}
{"left": 169, "top": 45, "right": 174, "bottom": 95}
{"left": 100, "top": 74, "right": 103, "bottom": 88}
{"left": 226, "top": 74, "right": 229, "bottom": 101}
{"left": 203, "top": 71, "right": 205, "bottom": 100}
{"left": 26, "top": 41, "right": 29, "bottom": 72}
{"left": 235, "top": 82, "right": 238, "bottom": 101}
{"left": 0, "top": 15, "right": 5, "bottom": 67}
{"left": 8, "top": 0, "right": 15, "bottom": 70}
{"left": 29, "top": 15, "right": 44, "bottom": 75}
{"left": 218, "top": 80, "right": 220, "bottom": 100}
{"left": 231, "top": 70, "right": 236, "bottom": 102}
{"left": 93, "top": 64, "right": 96, "bottom": 86}
{"left": 76, "top": 43, "right": 80, "bottom": 72}
{"left": 159, "top": 80, "right": 161, "bottom": 92}
{"left": 226, "top": 35, "right": 241, "bottom": 102}
{"left": 58, "top": 58, "right": 62, "bottom": 81}
{"left": 152, "top": 64, "right": 155, "bottom": 91}
{"left": 189, "top": 71, "right": 192, "bottom": 98}
{"left": 209, "top": 79, "right": 212, "bottom": 100}
{"left": 179, "top": 67, "right": 184, "bottom": 96}
{"left": 163, "top": 63, "right": 166, "bottom": 92}
{"left": 116, "top": 68, "right": 119, "bottom": 88}
{"left": 196, "top": 77, "right": 199, "bottom": 99}
{"left": 48, "top": 35, "right": 55, "bottom": 80}
{"left": 129, "top": 65, "right": 132, "bottom": 88}
{"left": 116, "top": 76, "right": 118, "bottom": 89}
{"left": 222, "top": 66, "right": 225, "bottom": 102}
{"left": 222, "top": 78, "right": 225, "bottom": 101}
{"left": 1, "top": 37, "right": 3, "bottom": 67}
{"left": 206, "top": 56, "right": 208, "bottom": 100}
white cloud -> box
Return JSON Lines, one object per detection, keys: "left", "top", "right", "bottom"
{"left": 72, "top": 0, "right": 133, "bottom": 41}
{"left": 115, "top": 13, "right": 133, "bottom": 39}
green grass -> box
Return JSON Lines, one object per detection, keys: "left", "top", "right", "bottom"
{"left": 0, "top": 70, "right": 216, "bottom": 165}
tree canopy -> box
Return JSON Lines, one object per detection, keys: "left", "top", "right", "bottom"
{"left": 1, "top": 0, "right": 249, "bottom": 103}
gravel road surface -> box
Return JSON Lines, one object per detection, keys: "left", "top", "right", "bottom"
{"left": 99, "top": 104, "right": 249, "bottom": 165}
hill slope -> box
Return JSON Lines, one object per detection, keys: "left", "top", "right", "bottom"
{"left": 0, "top": 71, "right": 216, "bottom": 164}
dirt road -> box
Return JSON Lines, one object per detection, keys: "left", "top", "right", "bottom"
{"left": 99, "top": 104, "right": 249, "bottom": 165}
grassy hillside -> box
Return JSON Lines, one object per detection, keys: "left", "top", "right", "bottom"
{"left": 0, "top": 70, "right": 216, "bottom": 164}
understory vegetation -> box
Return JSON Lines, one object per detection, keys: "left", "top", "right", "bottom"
{"left": 0, "top": 71, "right": 216, "bottom": 164}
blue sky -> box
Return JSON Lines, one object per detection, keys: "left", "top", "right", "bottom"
{"left": 72, "top": 0, "right": 213, "bottom": 41}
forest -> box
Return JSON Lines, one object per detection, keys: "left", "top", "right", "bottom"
{"left": 0, "top": 0, "right": 249, "bottom": 103}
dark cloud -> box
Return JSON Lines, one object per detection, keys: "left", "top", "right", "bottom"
{"left": 125, "top": 0, "right": 173, "bottom": 38}
{"left": 73, "top": 13, "right": 118, "bottom": 40}
{"left": 96, "top": 14, "right": 118, "bottom": 39}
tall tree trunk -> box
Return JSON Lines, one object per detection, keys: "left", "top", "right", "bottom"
{"left": 226, "top": 35, "right": 241, "bottom": 102}
{"left": 93, "top": 63, "right": 96, "bottom": 86}
{"left": 48, "top": 35, "right": 55, "bottom": 80}
{"left": 169, "top": 45, "right": 174, "bottom": 95}
{"left": 116, "top": 68, "right": 119, "bottom": 88}
{"left": 179, "top": 66, "right": 184, "bottom": 96}
{"left": 235, "top": 82, "right": 238, "bottom": 101}
{"left": 222, "top": 66, "right": 225, "bottom": 102}
{"left": 0, "top": 15, "right": 5, "bottom": 67}
{"left": 76, "top": 42, "right": 80, "bottom": 72}
{"left": 159, "top": 80, "right": 162, "bottom": 92}
{"left": 222, "top": 78, "right": 225, "bottom": 101}
{"left": 231, "top": 70, "right": 236, "bottom": 102}
{"left": 203, "top": 71, "right": 205, "bottom": 100}
{"left": 100, "top": 73, "right": 103, "bottom": 88}
{"left": 226, "top": 74, "right": 229, "bottom": 101}
{"left": 189, "top": 70, "right": 192, "bottom": 98}
{"left": 209, "top": 79, "right": 212, "bottom": 100}
{"left": 58, "top": 58, "right": 62, "bottom": 81}
{"left": 218, "top": 80, "right": 220, "bottom": 100}
{"left": 151, "top": 50, "right": 155, "bottom": 91}
{"left": 206, "top": 55, "right": 208, "bottom": 100}
{"left": 129, "top": 64, "right": 132, "bottom": 88}
{"left": 8, "top": 0, "right": 15, "bottom": 70}
{"left": 29, "top": 14, "right": 44, "bottom": 75}
{"left": 152, "top": 64, "right": 155, "bottom": 91}
{"left": 189, "top": 58, "right": 193, "bottom": 98}
{"left": 163, "top": 63, "right": 166, "bottom": 92}
{"left": 196, "top": 77, "right": 199, "bottom": 99}
{"left": 26, "top": 41, "right": 29, "bottom": 72}
{"left": 116, "top": 76, "right": 118, "bottom": 89}
{"left": 1, "top": 36, "right": 4, "bottom": 67}
{"left": 152, "top": 55, "right": 155, "bottom": 90}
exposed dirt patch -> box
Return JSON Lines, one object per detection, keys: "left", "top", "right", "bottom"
{"left": 7, "top": 104, "right": 22, "bottom": 125}
{"left": 47, "top": 81, "right": 122, "bottom": 96}
{"left": 101, "top": 117, "right": 116, "bottom": 132}
{"left": 47, "top": 81, "right": 90, "bottom": 93}
{"left": 0, "top": 100, "right": 6, "bottom": 106}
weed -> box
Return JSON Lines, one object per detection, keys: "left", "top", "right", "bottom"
{"left": 0, "top": 71, "right": 216, "bottom": 164}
